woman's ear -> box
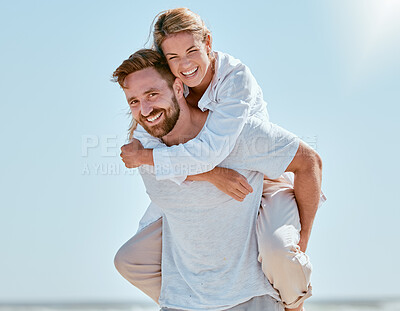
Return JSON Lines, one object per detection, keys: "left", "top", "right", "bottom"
{"left": 205, "top": 34, "right": 212, "bottom": 54}
{"left": 172, "top": 78, "right": 184, "bottom": 99}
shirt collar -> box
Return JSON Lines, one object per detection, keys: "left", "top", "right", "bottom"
{"left": 197, "top": 51, "right": 224, "bottom": 112}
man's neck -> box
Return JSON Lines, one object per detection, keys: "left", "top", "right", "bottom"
{"left": 162, "top": 100, "right": 208, "bottom": 147}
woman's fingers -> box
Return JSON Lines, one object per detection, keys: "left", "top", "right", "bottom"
{"left": 229, "top": 191, "right": 245, "bottom": 202}
{"left": 229, "top": 187, "right": 247, "bottom": 201}
{"left": 239, "top": 178, "right": 253, "bottom": 193}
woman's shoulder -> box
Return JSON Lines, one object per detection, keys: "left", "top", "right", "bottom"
{"left": 215, "top": 51, "right": 247, "bottom": 75}
{"left": 213, "top": 51, "right": 258, "bottom": 94}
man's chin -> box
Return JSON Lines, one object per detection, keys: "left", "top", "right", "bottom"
{"left": 140, "top": 123, "right": 167, "bottom": 138}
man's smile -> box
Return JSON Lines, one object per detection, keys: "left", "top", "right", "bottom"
{"left": 146, "top": 112, "right": 163, "bottom": 123}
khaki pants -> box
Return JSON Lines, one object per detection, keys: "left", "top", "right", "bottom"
{"left": 114, "top": 180, "right": 312, "bottom": 309}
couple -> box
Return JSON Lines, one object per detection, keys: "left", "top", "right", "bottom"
{"left": 113, "top": 8, "right": 324, "bottom": 311}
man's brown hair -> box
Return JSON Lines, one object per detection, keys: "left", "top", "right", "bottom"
{"left": 112, "top": 49, "right": 175, "bottom": 89}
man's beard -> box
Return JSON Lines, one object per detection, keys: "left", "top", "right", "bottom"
{"left": 137, "top": 95, "right": 180, "bottom": 138}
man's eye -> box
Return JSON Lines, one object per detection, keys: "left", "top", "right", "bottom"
{"left": 149, "top": 93, "right": 158, "bottom": 98}
{"left": 130, "top": 100, "right": 138, "bottom": 106}
{"left": 188, "top": 49, "right": 198, "bottom": 54}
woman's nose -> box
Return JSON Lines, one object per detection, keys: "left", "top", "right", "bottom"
{"left": 179, "top": 56, "right": 192, "bottom": 69}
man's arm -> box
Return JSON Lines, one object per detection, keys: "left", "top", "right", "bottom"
{"left": 285, "top": 141, "right": 323, "bottom": 252}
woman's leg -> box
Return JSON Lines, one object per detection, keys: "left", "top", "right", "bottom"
{"left": 257, "top": 179, "right": 312, "bottom": 310}
{"left": 114, "top": 218, "right": 162, "bottom": 304}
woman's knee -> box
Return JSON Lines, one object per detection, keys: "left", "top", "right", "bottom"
{"left": 114, "top": 235, "right": 148, "bottom": 274}
{"left": 114, "top": 243, "right": 132, "bottom": 276}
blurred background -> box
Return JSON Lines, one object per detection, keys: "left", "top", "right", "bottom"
{"left": 1, "top": 0, "right": 399, "bottom": 310}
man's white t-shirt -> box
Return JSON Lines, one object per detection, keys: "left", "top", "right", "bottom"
{"left": 139, "top": 116, "right": 300, "bottom": 311}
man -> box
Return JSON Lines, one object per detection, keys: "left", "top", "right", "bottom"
{"left": 113, "top": 49, "right": 323, "bottom": 310}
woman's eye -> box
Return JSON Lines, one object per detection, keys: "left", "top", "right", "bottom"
{"left": 168, "top": 56, "right": 177, "bottom": 61}
{"left": 188, "top": 49, "right": 198, "bottom": 54}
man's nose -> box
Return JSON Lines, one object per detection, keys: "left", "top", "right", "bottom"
{"left": 140, "top": 100, "right": 153, "bottom": 117}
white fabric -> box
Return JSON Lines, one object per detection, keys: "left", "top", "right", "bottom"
{"left": 258, "top": 180, "right": 313, "bottom": 308}
{"left": 133, "top": 51, "right": 269, "bottom": 184}
{"left": 138, "top": 118, "right": 300, "bottom": 311}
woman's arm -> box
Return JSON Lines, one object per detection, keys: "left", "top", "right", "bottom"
{"left": 120, "top": 140, "right": 255, "bottom": 202}
{"left": 186, "top": 167, "right": 253, "bottom": 202}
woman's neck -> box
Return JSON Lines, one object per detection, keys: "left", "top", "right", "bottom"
{"left": 188, "top": 57, "right": 215, "bottom": 104}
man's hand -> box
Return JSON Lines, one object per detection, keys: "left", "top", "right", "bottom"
{"left": 187, "top": 167, "right": 253, "bottom": 202}
{"left": 120, "top": 139, "right": 154, "bottom": 168}
{"left": 298, "top": 233, "right": 309, "bottom": 253}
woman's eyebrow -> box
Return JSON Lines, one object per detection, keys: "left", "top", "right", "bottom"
{"left": 165, "top": 45, "right": 197, "bottom": 56}
{"left": 186, "top": 45, "right": 196, "bottom": 52}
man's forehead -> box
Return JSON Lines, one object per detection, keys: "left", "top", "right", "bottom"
{"left": 123, "top": 67, "right": 167, "bottom": 91}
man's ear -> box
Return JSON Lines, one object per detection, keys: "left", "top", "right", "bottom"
{"left": 172, "top": 78, "right": 184, "bottom": 99}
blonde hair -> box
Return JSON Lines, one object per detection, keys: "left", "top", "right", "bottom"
{"left": 153, "top": 8, "right": 212, "bottom": 55}
{"left": 112, "top": 49, "right": 175, "bottom": 140}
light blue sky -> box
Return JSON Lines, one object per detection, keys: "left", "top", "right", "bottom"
{"left": 1, "top": 0, "right": 399, "bottom": 304}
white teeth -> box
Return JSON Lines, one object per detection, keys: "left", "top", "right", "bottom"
{"left": 182, "top": 67, "right": 198, "bottom": 76}
{"left": 147, "top": 112, "right": 162, "bottom": 122}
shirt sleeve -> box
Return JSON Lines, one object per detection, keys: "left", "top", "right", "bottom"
{"left": 153, "top": 65, "right": 260, "bottom": 184}
{"left": 232, "top": 121, "right": 300, "bottom": 179}
{"left": 133, "top": 124, "right": 164, "bottom": 149}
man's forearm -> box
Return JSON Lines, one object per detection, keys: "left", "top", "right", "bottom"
{"left": 291, "top": 151, "right": 323, "bottom": 252}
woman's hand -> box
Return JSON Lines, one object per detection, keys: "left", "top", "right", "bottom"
{"left": 187, "top": 167, "right": 253, "bottom": 201}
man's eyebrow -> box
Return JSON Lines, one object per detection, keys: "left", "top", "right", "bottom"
{"left": 143, "top": 88, "right": 160, "bottom": 95}
{"left": 164, "top": 45, "right": 196, "bottom": 56}
{"left": 127, "top": 95, "right": 137, "bottom": 103}
{"left": 127, "top": 88, "right": 159, "bottom": 103}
